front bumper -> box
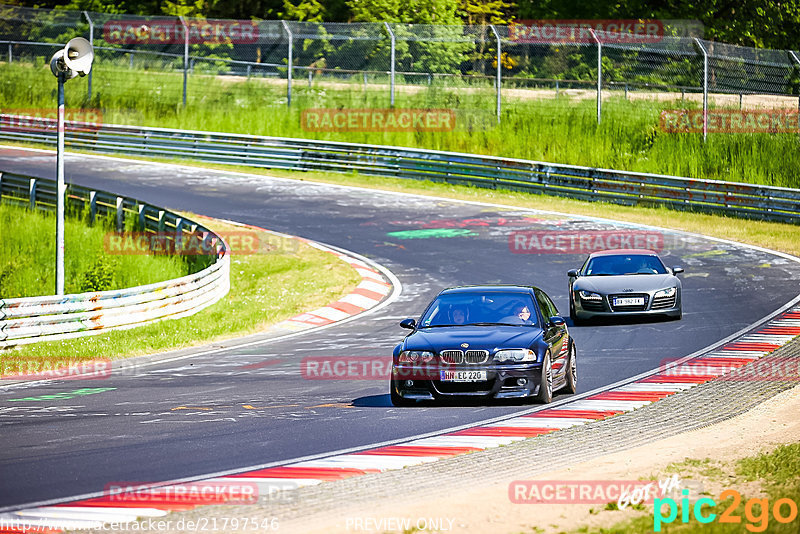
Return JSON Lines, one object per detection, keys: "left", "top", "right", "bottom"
{"left": 573, "top": 291, "right": 681, "bottom": 320}
{"left": 391, "top": 363, "right": 544, "bottom": 400}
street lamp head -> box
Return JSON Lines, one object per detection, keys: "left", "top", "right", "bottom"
{"left": 50, "top": 37, "right": 94, "bottom": 79}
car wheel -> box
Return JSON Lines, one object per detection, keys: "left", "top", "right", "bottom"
{"left": 390, "top": 381, "right": 415, "bottom": 407}
{"left": 565, "top": 343, "right": 577, "bottom": 394}
{"left": 535, "top": 355, "right": 553, "bottom": 404}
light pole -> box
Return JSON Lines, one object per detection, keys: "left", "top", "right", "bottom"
{"left": 49, "top": 37, "right": 94, "bottom": 295}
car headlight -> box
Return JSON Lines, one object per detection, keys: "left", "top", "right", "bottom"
{"left": 398, "top": 350, "right": 435, "bottom": 363}
{"left": 494, "top": 349, "right": 537, "bottom": 362}
{"left": 654, "top": 287, "right": 677, "bottom": 298}
{"left": 578, "top": 290, "right": 602, "bottom": 301}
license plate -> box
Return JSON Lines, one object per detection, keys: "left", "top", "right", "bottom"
{"left": 613, "top": 297, "right": 645, "bottom": 306}
{"left": 440, "top": 370, "right": 487, "bottom": 382}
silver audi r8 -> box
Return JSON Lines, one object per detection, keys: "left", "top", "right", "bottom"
{"left": 568, "top": 249, "right": 683, "bottom": 323}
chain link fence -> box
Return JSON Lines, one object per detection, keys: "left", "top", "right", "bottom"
{"left": 2, "top": 4, "right": 800, "bottom": 129}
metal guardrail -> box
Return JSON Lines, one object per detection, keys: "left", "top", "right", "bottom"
{"left": 0, "top": 114, "right": 798, "bottom": 223}
{"left": 0, "top": 170, "right": 230, "bottom": 348}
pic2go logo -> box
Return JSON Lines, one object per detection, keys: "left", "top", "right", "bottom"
{"left": 654, "top": 489, "right": 799, "bottom": 532}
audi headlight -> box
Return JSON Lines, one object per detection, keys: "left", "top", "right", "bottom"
{"left": 399, "top": 350, "right": 435, "bottom": 363}
{"left": 654, "top": 287, "right": 677, "bottom": 298}
{"left": 578, "top": 290, "right": 602, "bottom": 301}
{"left": 494, "top": 349, "right": 537, "bottom": 362}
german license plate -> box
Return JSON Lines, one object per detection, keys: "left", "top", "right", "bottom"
{"left": 440, "top": 370, "right": 487, "bottom": 382}
{"left": 613, "top": 297, "right": 645, "bottom": 306}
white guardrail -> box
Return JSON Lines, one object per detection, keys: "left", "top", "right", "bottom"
{"left": 0, "top": 171, "right": 230, "bottom": 348}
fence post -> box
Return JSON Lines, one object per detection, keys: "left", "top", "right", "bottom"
{"left": 29, "top": 177, "right": 36, "bottom": 210}
{"left": 589, "top": 29, "right": 602, "bottom": 124}
{"left": 180, "top": 16, "right": 189, "bottom": 107}
{"left": 7, "top": 43, "right": 11, "bottom": 63}
{"left": 489, "top": 25, "right": 501, "bottom": 123}
{"left": 116, "top": 197, "right": 124, "bottom": 231}
{"left": 83, "top": 11, "right": 94, "bottom": 101}
{"left": 694, "top": 38, "right": 708, "bottom": 142}
{"left": 384, "top": 22, "right": 395, "bottom": 107}
{"left": 281, "top": 21, "right": 293, "bottom": 106}
{"left": 789, "top": 51, "right": 800, "bottom": 137}
{"left": 89, "top": 190, "right": 97, "bottom": 224}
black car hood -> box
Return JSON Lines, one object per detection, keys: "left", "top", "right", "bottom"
{"left": 403, "top": 325, "right": 544, "bottom": 353}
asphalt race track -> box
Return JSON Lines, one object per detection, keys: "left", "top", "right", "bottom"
{"left": 1, "top": 146, "right": 799, "bottom": 510}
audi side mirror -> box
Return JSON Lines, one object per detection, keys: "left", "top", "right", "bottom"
{"left": 672, "top": 266, "right": 684, "bottom": 275}
{"left": 399, "top": 318, "right": 416, "bottom": 330}
{"left": 567, "top": 269, "right": 579, "bottom": 278}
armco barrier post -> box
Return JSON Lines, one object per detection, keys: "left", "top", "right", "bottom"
{"left": 281, "top": 21, "right": 293, "bottom": 106}
{"left": 694, "top": 38, "right": 709, "bottom": 142}
{"left": 384, "top": 22, "right": 395, "bottom": 108}
{"left": 490, "top": 24, "right": 501, "bottom": 123}
{"left": 589, "top": 29, "right": 602, "bottom": 125}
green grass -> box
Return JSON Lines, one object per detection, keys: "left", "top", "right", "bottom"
{"left": 2, "top": 61, "right": 800, "bottom": 188}
{"left": 568, "top": 444, "right": 800, "bottom": 533}
{"left": 1, "top": 217, "right": 360, "bottom": 374}
{"left": 738, "top": 443, "right": 800, "bottom": 487}
{"left": 0, "top": 202, "right": 189, "bottom": 298}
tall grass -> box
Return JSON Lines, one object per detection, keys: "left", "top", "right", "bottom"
{"left": 0, "top": 203, "right": 189, "bottom": 298}
{"left": 1, "top": 61, "right": 799, "bottom": 188}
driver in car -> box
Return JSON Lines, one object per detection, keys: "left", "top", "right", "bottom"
{"left": 450, "top": 305, "right": 470, "bottom": 325}
{"left": 501, "top": 302, "right": 533, "bottom": 324}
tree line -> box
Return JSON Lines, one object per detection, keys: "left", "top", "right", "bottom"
{"left": 6, "top": 0, "right": 800, "bottom": 50}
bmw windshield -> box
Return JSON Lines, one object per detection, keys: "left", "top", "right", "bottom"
{"left": 584, "top": 254, "right": 668, "bottom": 276}
{"left": 418, "top": 292, "right": 538, "bottom": 328}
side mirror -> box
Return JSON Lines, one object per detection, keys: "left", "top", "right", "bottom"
{"left": 672, "top": 266, "right": 684, "bottom": 275}
{"left": 567, "top": 269, "right": 579, "bottom": 278}
{"left": 399, "top": 318, "right": 416, "bottom": 330}
{"left": 548, "top": 316, "right": 566, "bottom": 326}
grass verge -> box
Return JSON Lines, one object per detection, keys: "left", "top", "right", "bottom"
{"left": 1, "top": 216, "right": 360, "bottom": 374}
{"left": 573, "top": 443, "right": 800, "bottom": 533}
{"left": 0, "top": 202, "right": 189, "bottom": 298}
{"left": 2, "top": 62, "right": 800, "bottom": 187}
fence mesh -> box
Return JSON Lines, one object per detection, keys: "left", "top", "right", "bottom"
{"left": 1, "top": 4, "right": 800, "bottom": 123}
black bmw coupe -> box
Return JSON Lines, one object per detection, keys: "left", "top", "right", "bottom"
{"left": 391, "top": 285, "right": 577, "bottom": 406}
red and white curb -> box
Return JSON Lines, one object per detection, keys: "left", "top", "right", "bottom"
{"left": 2, "top": 305, "right": 798, "bottom": 532}
{"left": 199, "top": 217, "right": 394, "bottom": 332}
{"left": 278, "top": 241, "right": 392, "bottom": 331}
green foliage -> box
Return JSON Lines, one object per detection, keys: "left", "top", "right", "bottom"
{"left": 0, "top": 203, "right": 189, "bottom": 298}
{"left": 738, "top": 443, "right": 800, "bottom": 487}
{"left": 80, "top": 254, "right": 116, "bottom": 292}
{"left": 2, "top": 60, "right": 799, "bottom": 189}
